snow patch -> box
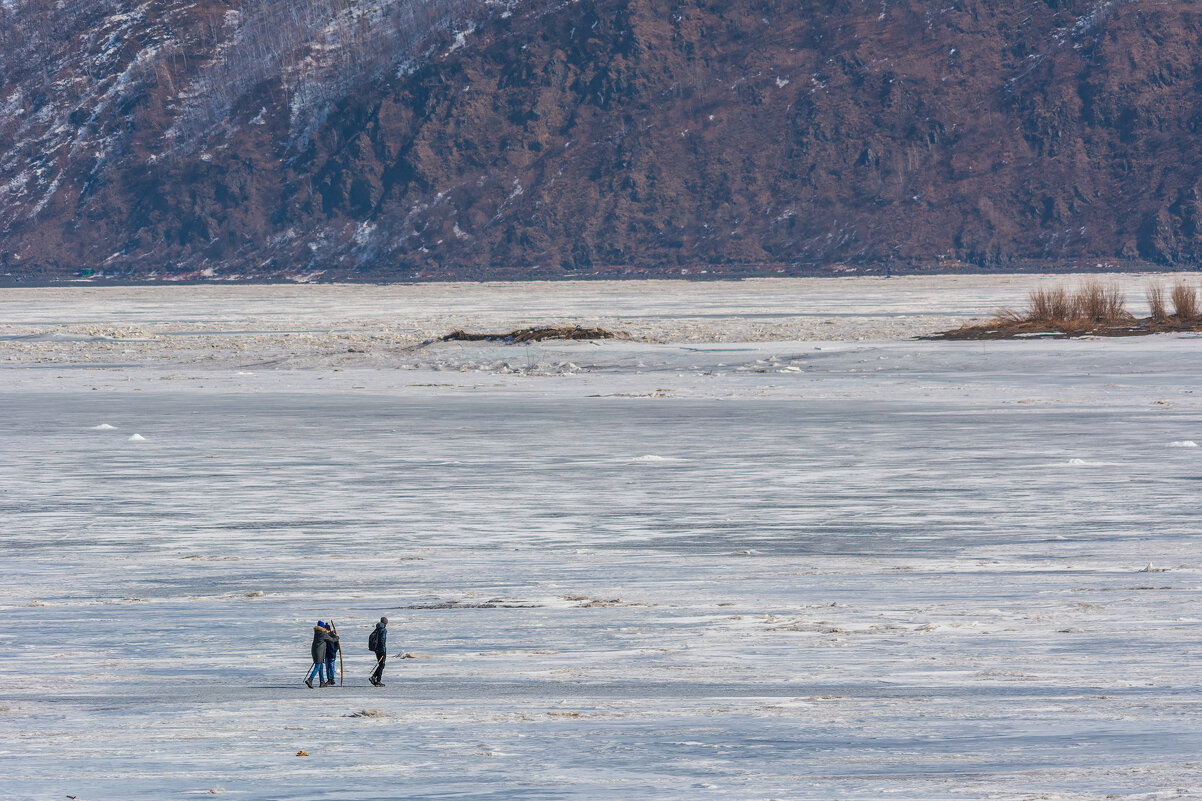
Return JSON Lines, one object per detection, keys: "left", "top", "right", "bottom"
{"left": 128, "top": 433, "right": 147, "bottom": 441}
{"left": 448, "top": 27, "right": 474, "bottom": 53}
{"left": 1169, "top": 440, "right": 1198, "bottom": 448}
{"left": 92, "top": 423, "right": 118, "bottom": 430}
{"left": 353, "top": 221, "right": 376, "bottom": 247}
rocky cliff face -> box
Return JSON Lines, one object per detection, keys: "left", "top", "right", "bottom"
{"left": 3, "top": 0, "right": 1202, "bottom": 282}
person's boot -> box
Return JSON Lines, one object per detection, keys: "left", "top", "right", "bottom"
{"left": 305, "top": 678, "right": 313, "bottom": 688}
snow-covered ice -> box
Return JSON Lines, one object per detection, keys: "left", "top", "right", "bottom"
{"left": 2, "top": 277, "right": 1202, "bottom": 800}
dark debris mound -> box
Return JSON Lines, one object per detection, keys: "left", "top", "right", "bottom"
{"left": 927, "top": 317, "right": 1202, "bottom": 340}
{"left": 440, "top": 326, "right": 619, "bottom": 343}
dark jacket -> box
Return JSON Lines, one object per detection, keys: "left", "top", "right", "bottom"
{"left": 311, "top": 626, "right": 334, "bottom": 662}
{"left": 325, "top": 633, "right": 340, "bottom": 660}
{"left": 372, "top": 621, "right": 387, "bottom": 654}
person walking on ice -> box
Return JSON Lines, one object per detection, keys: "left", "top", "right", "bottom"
{"left": 324, "top": 621, "right": 341, "bottom": 687}
{"left": 368, "top": 617, "right": 388, "bottom": 686}
{"left": 306, "top": 620, "right": 336, "bottom": 688}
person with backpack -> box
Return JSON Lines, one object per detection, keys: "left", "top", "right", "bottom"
{"left": 323, "top": 622, "right": 341, "bottom": 686}
{"left": 368, "top": 617, "right": 388, "bottom": 686}
{"left": 305, "top": 620, "right": 336, "bottom": 688}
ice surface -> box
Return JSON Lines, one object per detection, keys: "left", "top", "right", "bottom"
{"left": 2, "top": 278, "right": 1202, "bottom": 800}
{"left": 0, "top": 272, "right": 1183, "bottom": 363}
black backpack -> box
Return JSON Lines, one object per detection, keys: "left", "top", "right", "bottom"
{"left": 368, "top": 627, "right": 379, "bottom": 652}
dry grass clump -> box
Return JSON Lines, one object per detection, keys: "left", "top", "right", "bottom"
{"left": 1146, "top": 283, "right": 1167, "bottom": 321}
{"left": 1075, "top": 280, "right": 1130, "bottom": 324}
{"left": 1001, "top": 281, "right": 1132, "bottom": 328}
{"left": 1171, "top": 281, "right": 1199, "bottom": 320}
{"left": 1027, "top": 285, "right": 1076, "bottom": 324}
{"left": 939, "top": 277, "right": 1202, "bottom": 340}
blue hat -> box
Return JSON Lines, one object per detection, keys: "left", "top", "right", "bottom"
{"left": 317, "top": 620, "right": 326, "bottom": 627}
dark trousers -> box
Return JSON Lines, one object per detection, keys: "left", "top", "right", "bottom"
{"left": 370, "top": 652, "right": 386, "bottom": 681}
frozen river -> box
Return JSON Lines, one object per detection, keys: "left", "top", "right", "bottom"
{"left": 3, "top": 278, "right": 1202, "bottom": 800}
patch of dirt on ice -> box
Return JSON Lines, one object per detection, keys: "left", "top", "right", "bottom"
{"left": 440, "top": 326, "right": 621, "bottom": 343}
{"left": 929, "top": 316, "right": 1202, "bottom": 340}
{"left": 345, "top": 708, "right": 387, "bottom": 718}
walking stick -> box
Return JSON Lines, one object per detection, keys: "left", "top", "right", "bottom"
{"left": 368, "top": 652, "right": 385, "bottom": 680}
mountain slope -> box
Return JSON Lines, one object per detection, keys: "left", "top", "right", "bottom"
{"left": 3, "top": 0, "right": 1202, "bottom": 281}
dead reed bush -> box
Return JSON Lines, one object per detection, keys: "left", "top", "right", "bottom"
{"left": 1015, "top": 281, "right": 1131, "bottom": 328}
{"left": 1146, "top": 283, "right": 1167, "bottom": 320}
{"left": 1171, "top": 282, "right": 1199, "bottom": 319}
{"left": 1027, "top": 285, "right": 1075, "bottom": 324}
{"left": 944, "top": 279, "right": 1202, "bottom": 339}
{"left": 1075, "top": 280, "right": 1130, "bottom": 324}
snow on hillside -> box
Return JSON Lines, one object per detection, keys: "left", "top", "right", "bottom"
{"left": 0, "top": 0, "right": 495, "bottom": 231}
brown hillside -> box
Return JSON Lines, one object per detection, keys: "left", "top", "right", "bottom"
{"left": 3, "top": 0, "right": 1202, "bottom": 281}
